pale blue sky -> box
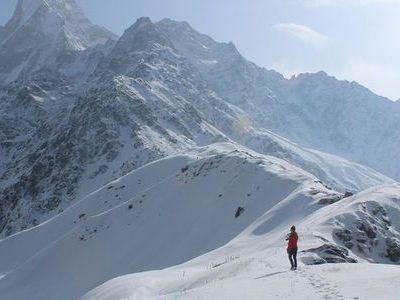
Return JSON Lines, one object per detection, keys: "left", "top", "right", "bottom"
{"left": 1, "top": 0, "right": 400, "bottom": 100}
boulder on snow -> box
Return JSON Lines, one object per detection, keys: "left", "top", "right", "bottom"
{"left": 234, "top": 206, "right": 245, "bottom": 218}
{"left": 334, "top": 228, "right": 354, "bottom": 249}
{"left": 318, "top": 195, "right": 342, "bottom": 205}
{"left": 343, "top": 191, "right": 354, "bottom": 198}
{"left": 385, "top": 238, "right": 400, "bottom": 262}
{"left": 301, "top": 243, "right": 357, "bottom": 265}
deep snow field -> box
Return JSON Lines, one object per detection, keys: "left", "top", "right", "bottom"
{"left": 0, "top": 142, "right": 399, "bottom": 300}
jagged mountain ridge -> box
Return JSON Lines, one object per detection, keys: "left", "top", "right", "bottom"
{"left": 0, "top": 2, "right": 397, "bottom": 236}
{"left": 155, "top": 18, "right": 400, "bottom": 179}
{"left": 0, "top": 13, "right": 238, "bottom": 235}
{"left": 0, "top": 0, "right": 117, "bottom": 85}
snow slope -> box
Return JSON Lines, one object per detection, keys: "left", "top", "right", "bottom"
{"left": 239, "top": 128, "right": 396, "bottom": 193}
{"left": 0, "top": 142, "right": 342, "bottom": 300}
{"left": 80, "top": 183, "right": 400, "bottom": 300}
{"left": 0, "top": 143, "right": 399, "bottom": 299}
{"left": 81, "top": 255, "right": 400, "bottom": 300}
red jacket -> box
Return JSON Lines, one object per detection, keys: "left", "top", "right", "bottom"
{"left": 287, "top": 232, "right": 298, "bottom": 250}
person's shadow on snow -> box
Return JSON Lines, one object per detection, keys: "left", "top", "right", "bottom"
{"left": 255, "top": 271, "right": 288, "bottom": 279}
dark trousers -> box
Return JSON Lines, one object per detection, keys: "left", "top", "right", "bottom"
{"left": 288, "top": 247, "right": 297, "bottom": 269}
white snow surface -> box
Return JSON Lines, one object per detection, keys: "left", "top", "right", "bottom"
{"left": 82, "top": 257, "right": 400, "bottom": 300}
{"left": 241, "top": 128, "right": 396, "bottom": 193}
{"left": 0, "top": 142, "right": 399, "bottom": 300}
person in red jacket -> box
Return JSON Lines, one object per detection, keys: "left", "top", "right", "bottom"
{"left": 286, "top": 225, "right": 298, "bottom": 270}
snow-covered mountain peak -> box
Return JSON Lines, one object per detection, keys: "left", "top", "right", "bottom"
{"left": 131, "top": 16, "right": 153, "bottom": 28}
{"left": 289, "top": 70, "right": 373, "bottom": 95}
{"left": 6, "top": 0, "right": 42, "bottom": 29}
{"left": 155, "top": 17, "right": 220, "bottom": 41}
{"left": 8, "top": 0, "right": 80, "bottom": 33}
{"left": 155, "top": 18, "right": 242, "bottom": 64}
{"left": 289, "top": 70, "right": 338, "bottom": 87}
{"left": 3, "top": 0, "right": 118, "bottom": 52}
{"left": 0, "top": 0, "right": 117, "bottom": 84}
{"left": 157, "top": 18, "right": 191, "bottom": 29}
{"left": 118, "top": 17, "right": 172, "bottom": 52}
{"left": 103, "top": 17, "right": 180, "bottom": 75}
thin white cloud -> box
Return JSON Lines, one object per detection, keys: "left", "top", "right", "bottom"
{"left": 272, "top": 23, "right": 332, "bottom": 48}
{"left": 300, "top": 0, "right": 400, "bottom": 7}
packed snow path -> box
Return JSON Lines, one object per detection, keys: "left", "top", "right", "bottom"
{"left": 82, "top": 245, "right": 400, "bottom": 300}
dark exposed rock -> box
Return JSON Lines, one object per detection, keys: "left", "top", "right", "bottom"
{"left": 343, "top": 191, "right": 353, "bottom": 198}
{"left": 302, "top": 243, "right": 357, "bottom": 264}
{"left": 334, "top": 228, "right": 353, "bottom": 242}
{"left": 318, "top": 195, "right": 342, "bottom": 205}
{"left": 357, "top": 222, "right": 376, "bottom": 239}
{"left": 234, "top": 206, "right": 245, "bottom": 218}
{"left": 344, "top": 241, "right": 354, "bottom": 249}
{"left": 90, "top": 165, "right": 108, "bottom": 179}
{"left": 385, "top": 238, "right": 400, "bottom": 262}
{"left": 332, "top": 200, "right": 400, "bottom": 264}
{"left": 382, "top": 217, "right": 391, "bottom": 228}
{"left": 309, "top": 189, "right": 320, "bottom": 195}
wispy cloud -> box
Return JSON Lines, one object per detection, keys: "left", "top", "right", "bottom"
{"left": 299, "top": 0, "right": 400, "bottom": 7}
{"left": 272, "top": 23, "right": 332, "bottom": 48}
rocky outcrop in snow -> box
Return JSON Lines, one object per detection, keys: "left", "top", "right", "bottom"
{"left": 304, "top": 184, "right": 400, "bottom": 264}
